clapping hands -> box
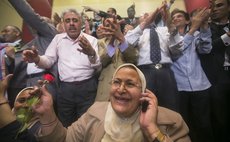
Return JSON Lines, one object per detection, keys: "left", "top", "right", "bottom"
{"left": 96, "top": 17, "right": 125, "bottom": 43}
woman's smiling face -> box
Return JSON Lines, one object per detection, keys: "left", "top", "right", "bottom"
{"left": 109, "top": 66, "right": 142, "bottom": 118}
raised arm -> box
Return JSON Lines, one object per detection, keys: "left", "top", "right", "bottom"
{"left": 8, "top": 0, "right": 57, "bottom": 38}
{"left": 140, "top": 6, "right": 163, "bottom": 30}
{"left": 139, "top": 89, "right": 191, "bottom": 142}
{"left": 22, "top": 46, "right": 40, "bottom": 64}
{"left": 33, "top": 85, "right": 67, "bottom": 142}
{"left": 0, "top": 74, "right": 15, "bottom": 128}
{"left": 82, "top": 6, "right": 100, "bottom": 14}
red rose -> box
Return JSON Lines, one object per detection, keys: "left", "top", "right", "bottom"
{"left": 43, "top": 73, "right": 54, "bottom": 83}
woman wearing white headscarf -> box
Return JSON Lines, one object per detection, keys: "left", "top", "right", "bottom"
{"left": 0, "top": 64, "right": 191, "bottom": 142}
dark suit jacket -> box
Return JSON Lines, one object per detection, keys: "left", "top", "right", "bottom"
{"left": 0, "top": 120, "right": 36, "bottom": 142}
{"left": 7, "top": 46, "right": 27, "bottom": 89}
{"left": 9, "top": 0, "right": 59, "bottom": 88}
{"left": 200, "top": 22, "right": 230, "bottom": 85}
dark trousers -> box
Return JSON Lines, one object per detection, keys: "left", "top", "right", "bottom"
{"left": 0, "top": 120, "right": 37, "bottom": 142}
{"left": 138, "top": 65, "right": 179, "bottom": 112}
{"left": 179, "top": 89, "right": 214, "bottom": 142}
{"left": 210, "top": 83, "right": 230, "bottom": 142}
{"left": 57, "top": 76, "right": 97, "bottom": 127}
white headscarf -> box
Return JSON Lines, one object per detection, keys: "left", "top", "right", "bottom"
{"left": 102, "top": 63, "right": 147, "bottom": 142}
{"left": 112, "top": 63, "right": 146, "bottom": 93}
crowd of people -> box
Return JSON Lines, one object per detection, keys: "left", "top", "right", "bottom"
{"left": 0, "top": 0, "right": 229, "bottom": 142}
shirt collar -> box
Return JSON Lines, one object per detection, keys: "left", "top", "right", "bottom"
{"left": 7, "top": 39, "right": 21, "bottom": 47}
{"left": 62, "top": 32, "right": 83, "bottom": 42}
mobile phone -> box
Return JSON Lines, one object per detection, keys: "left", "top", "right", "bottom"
{"left": 141, "top": 101, "right": 149, "bottom": 112}
{"left": 141, "top": 89, "right": 149, "bottom": 112}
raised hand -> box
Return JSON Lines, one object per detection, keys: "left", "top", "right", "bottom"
{"left": 100, "top": 17, "right": 125, "bottom": 43}
{"left": 22, "top": 46, "right": 40, "bottom": 63}
{"left": 53, "top": 12, "right": 61, "bottom": 26}
{"left": 0, "top": 74, "right": 15, "bottom": 128}
{"left": 199, "top": 8, "right": 211, "bottom": 29}
{"left": 33, "top": 85, "right": 55, "bottom": 123}
{"left": 139, "top": 89, "right": 160, "bottom": 140}
{"left": 32, "top": 85, "right": 57, "bottom": 134}
{"left": 140, "top": 8, "right": 161, "bottom": 29}
{"left": 189, "top": 8, "right": 210, "bottom": 34}
{"left": 82, "top": 6, "right": 100, "bottom": 13}
{"left": 0, "top": 74, "right": 13, "bottom": 97}
{"left": 82, "top": 6, "right": 93, "bottom": 12}
{"left": 78, "top": 35, "right": 96, "bottom": 56}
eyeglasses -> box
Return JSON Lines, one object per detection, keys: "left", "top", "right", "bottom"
{"left": 111, "top": 79, "right": 141, "bottom": 89}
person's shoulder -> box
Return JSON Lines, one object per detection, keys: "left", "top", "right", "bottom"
{"left": 87, "top": 102, "right": 109, "bottom": 119}
{"left": 157, "top": 107, "right": 190, "bottom": 141}
{"left": 98, "top": 37, "right": 108, "bottom": 44}
{"left": 157, "top": 107, "right": 183, "bottom": 125}
{"left": 90, "top": 101, "right": 109, "bottom": 108}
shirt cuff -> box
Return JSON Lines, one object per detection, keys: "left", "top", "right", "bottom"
{"left": 221, "top": 34, "right": 230, "bottom": 46}
{"left": 118, "top": 40, "right": 129, "bottom": 52}
{"left": 107, "top": 44, "right": 116, "bottom": 57}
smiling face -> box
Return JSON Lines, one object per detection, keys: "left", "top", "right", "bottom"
{"left": 171, "top": 12, "right": 190, "bottom": 28}
{"left": 63, "top": 11, "right": 82, "bottom": 40}
{"left": 109, "top": 66, "right": 142, "bottom": 118}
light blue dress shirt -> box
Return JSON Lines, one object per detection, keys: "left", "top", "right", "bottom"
{"left": 170, "top": 28, "right": 212, "bottom": 91}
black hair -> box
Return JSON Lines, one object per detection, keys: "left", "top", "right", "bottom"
{"left": 108, "top": 7, "right": 117, "bottom": 15}
{"left": 171, "top": 9, "right": 190, "bottom": 21}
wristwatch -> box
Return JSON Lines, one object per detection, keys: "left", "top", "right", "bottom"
{"left": 152, "top": 130, "right": 165, "bottom": 142}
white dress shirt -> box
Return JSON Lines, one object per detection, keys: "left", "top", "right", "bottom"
{"left": 37, "top": 32, "right": 101, "bottom": 82}
{"left": 221, "top": 34, "right": 230, "bottom": 66}
{"left": 125, "top": 25, "right": 172, "bottom": 65}
{"left": 27, "top": 63, "right": 44, "bottom": 75}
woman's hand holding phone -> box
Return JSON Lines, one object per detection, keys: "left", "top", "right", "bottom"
{"left": 140, "top": 89, "right": 160, "bottom": 141}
